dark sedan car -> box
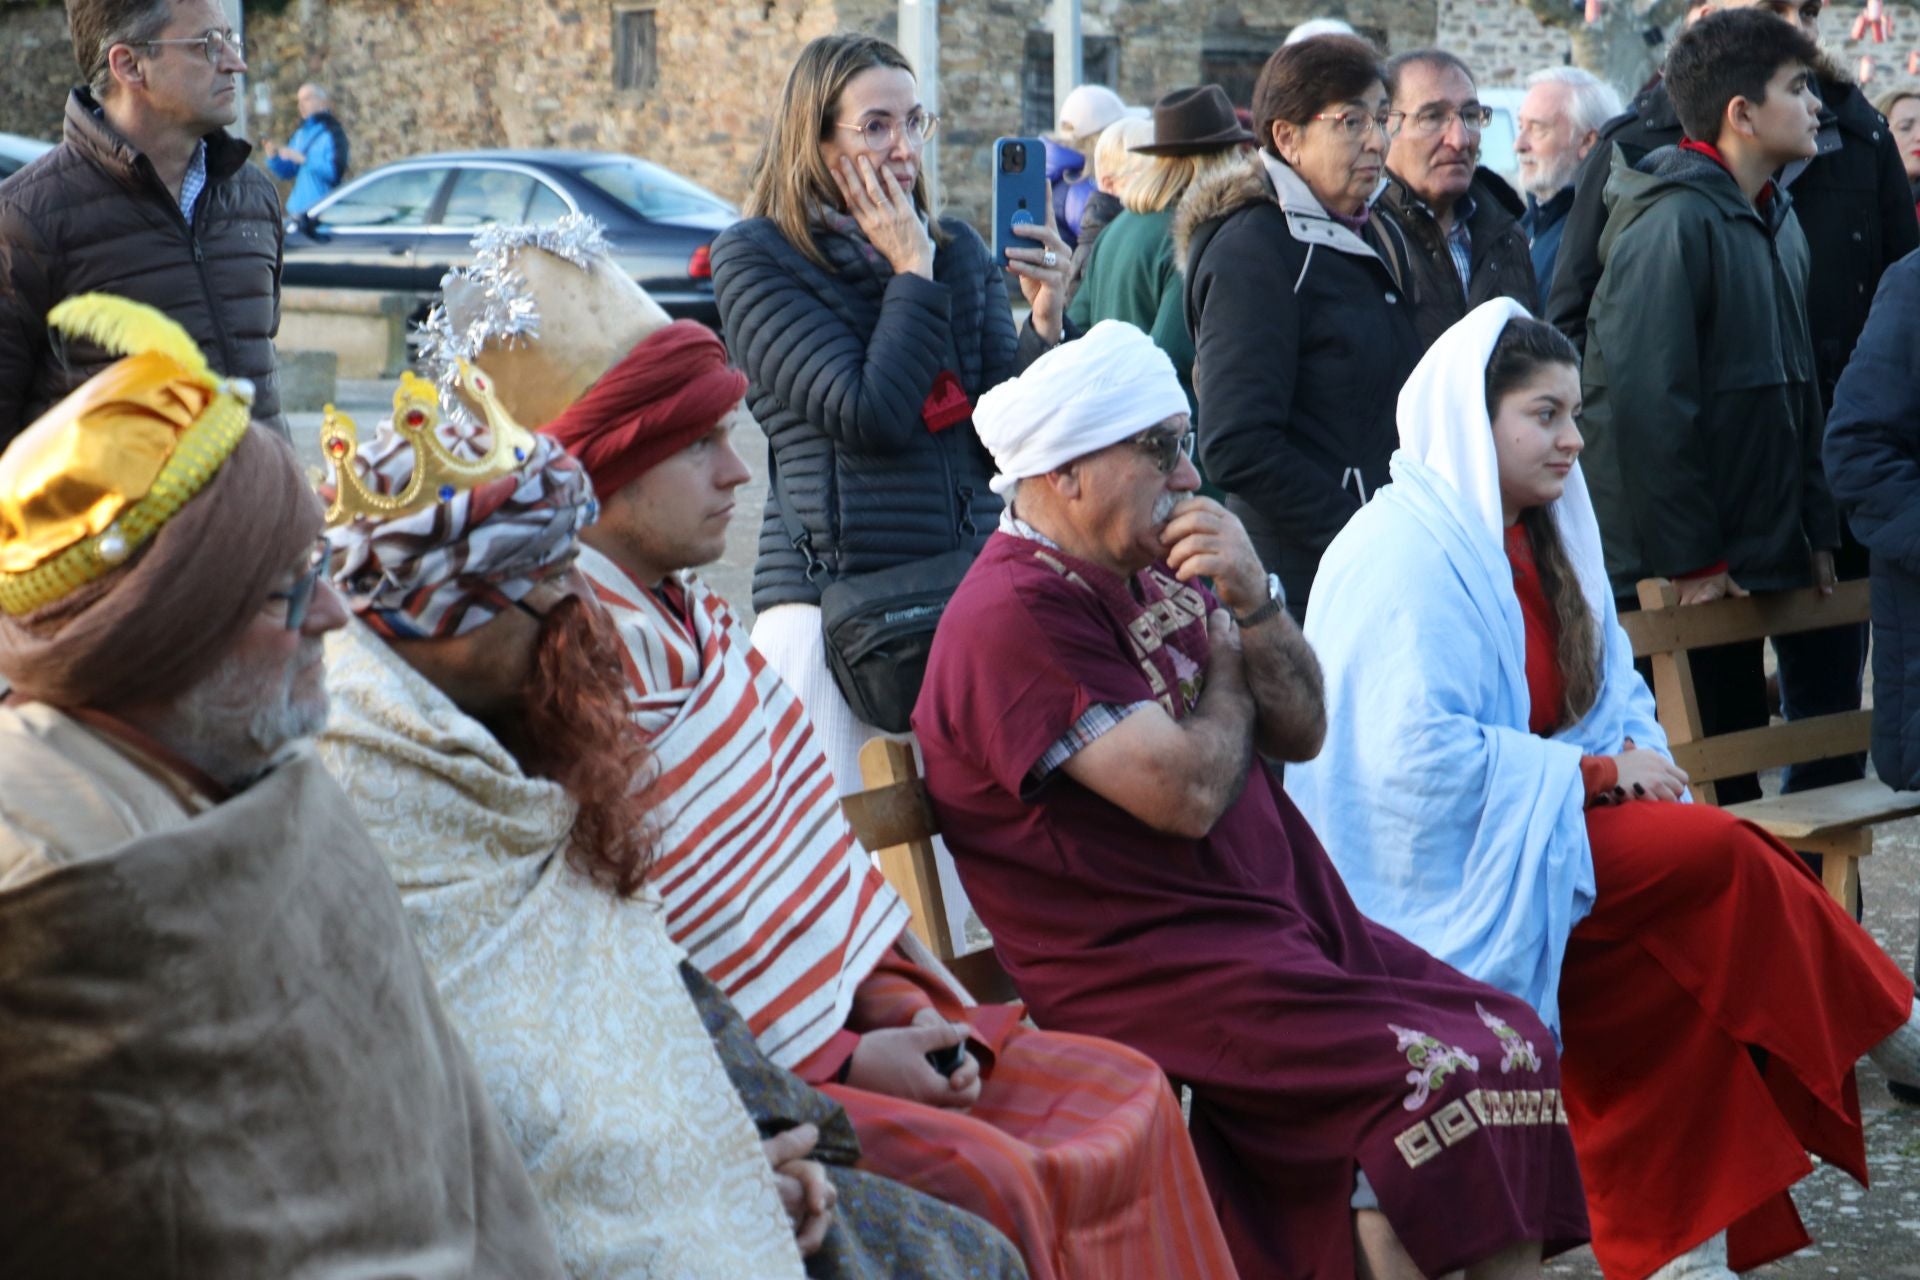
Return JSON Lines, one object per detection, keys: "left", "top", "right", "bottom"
{"left": 281, "top": 148, "right": 736, "bottom": 325}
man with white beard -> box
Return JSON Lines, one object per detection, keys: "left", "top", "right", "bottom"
{"left": 1514, "top": 67, "right": 1620, "bottom": 313}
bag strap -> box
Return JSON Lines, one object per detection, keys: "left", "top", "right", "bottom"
{"left": 768, "top": 454, "right": 831, "bottom": 586}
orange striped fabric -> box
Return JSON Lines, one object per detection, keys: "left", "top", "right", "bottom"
{"left": 827, "top": 953, "right": 1241, "bottom": 1280}
{"left": 579, "top": 546, "right": 911, "bottom": 1068}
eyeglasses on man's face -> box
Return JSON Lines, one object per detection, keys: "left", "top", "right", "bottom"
{"left": 137, "top": 29, "right": 246, "bottom": 68}
{"left": 834, "top": 110, "right": 940, "bottom": 152}
{"left": 1388, "top": 104, "right": 1494, "bottom": 138}
{"left": 1312, "top": 109, "right": 1393, "bottom": 141}
{"left": 1128, "top": 427, "right": 1198, "bottom": 475}
{"left": 266, "top": 537, "right": 330, "bottom": 632}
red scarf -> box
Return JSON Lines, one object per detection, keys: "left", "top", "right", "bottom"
{"left": 541, "top": 321, "right": 749, "bottom": 501}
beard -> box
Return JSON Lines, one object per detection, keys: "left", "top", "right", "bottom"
{"left": 486, "top": 595, "right": 657, "bottom": 897}
{"left": 168, "top": 638, "right": 329, "bottom": 787}
{"left": 1521, "top": 150, "right": 1581, "bottom": 202}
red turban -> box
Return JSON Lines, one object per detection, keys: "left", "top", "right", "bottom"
{"left": 539, "top": 320, "right": 749, "bottom": 502}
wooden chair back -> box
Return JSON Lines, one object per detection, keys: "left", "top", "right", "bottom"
{"left": 840, "top": 738, "right": 1017, "bottom": 1004}
{"left": 1618, "top": 578, "right": 1871, "bottom": 807}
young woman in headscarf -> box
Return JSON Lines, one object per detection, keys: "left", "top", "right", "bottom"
{"left": 1288, "top": 298, "right": 1920, "bottom": 1280}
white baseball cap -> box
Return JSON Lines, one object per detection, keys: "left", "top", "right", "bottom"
{"left": 1049, "top": 84, "right": 1148, "bottom": 144}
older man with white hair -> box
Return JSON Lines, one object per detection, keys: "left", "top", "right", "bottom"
{"left": 913, "top": 320, "right": 1590, "bottom": 1280}
{"left": 1515, "top": 67, "right": 1621, "bottom": 312}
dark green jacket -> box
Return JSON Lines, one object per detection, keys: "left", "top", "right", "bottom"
{"left": 1581, "top": 144, "right": 1838, "bottom": 594}
{"left": 1066, "top": 207, "right": 1194, "bottom": 408}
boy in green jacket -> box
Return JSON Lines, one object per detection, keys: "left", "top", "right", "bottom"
{"left": 1579, "top": 7, "right": 1838, "bottom": 803}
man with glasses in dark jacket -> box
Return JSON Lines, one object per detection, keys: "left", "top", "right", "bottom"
{"left": 0, "top": 0, "right": 287, "bottom": 446}
{"left": 1377, "top": 49, "right": 1539, "bottom": 351}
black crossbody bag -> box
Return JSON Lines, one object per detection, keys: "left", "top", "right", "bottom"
{"left": 770, "top": 461, "right": 976, "bottom": 733}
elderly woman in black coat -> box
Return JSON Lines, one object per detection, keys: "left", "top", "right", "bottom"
{"left": 711, "top": 33, "right": 1068, "bottom": 796}
{"left": 1179, "top": 35, "right": 1423, "bottom": 621}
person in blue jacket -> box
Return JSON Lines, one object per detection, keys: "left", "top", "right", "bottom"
{"left": 265, "top": 83, "right": 347, "bottom": 214}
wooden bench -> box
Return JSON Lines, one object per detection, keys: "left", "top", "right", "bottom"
{"left": 1619, "top": 576, "right": 1920, "bottom": 914}
{"left": 840, "top": 738, "right": 1018, "bottom": 1005}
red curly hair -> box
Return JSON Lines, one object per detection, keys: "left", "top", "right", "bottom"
{"left": 492, "top": 594, "right": 658, "bottom": 897}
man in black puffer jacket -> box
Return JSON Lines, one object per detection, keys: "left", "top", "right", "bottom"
{"left": 0, "top": 0, "right": 285, "bottom": 447}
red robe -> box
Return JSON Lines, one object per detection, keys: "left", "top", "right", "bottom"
{"left": 1509, "top": 523, "right": 1913, "bottom": 1279}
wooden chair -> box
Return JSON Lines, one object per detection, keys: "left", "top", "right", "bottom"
{"left": 1619, "top": 577, "right": 1920, "bottom": 914}
{"left": 840, "top": 738, "right": 1018, "bottom": 1005}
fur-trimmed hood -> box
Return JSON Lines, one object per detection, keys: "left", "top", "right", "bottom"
{"left": 1174, "top": 152, "right": 1394, "bottom": 278}
{"left": 1172, "top": 153, "right": 1274, "bottom": 271}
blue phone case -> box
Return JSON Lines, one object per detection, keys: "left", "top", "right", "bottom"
{"left": 991, "top": 136, "right": 1050, "bottom": 266}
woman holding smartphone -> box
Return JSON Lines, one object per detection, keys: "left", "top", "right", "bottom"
{"left": 713, "top": 33, "right": 1070, "bottom": 797}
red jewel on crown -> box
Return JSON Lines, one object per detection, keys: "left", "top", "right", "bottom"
{"left": 404, "top": 407, "right": 427, "bottom": 428}
{"left": 325, "top": 437, "right": 349, "bottom": 458}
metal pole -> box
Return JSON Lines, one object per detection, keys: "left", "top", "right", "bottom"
{"left": 1053, "top": 0, "right": 1082, "bottom": 124}
{"left": 224, "top": 0, "right": 250, "bottom": 139}
{"left": 898, "top": 0, "right": 941, "bottom": 207}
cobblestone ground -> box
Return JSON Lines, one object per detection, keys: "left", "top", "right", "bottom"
{"left": 297, "top": 387, "right": 1920, "bottom": 1279}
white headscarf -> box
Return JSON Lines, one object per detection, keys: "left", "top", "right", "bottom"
{"left": 973, "top": 320, "right": 1191, "bottom": 497}
{"left": 1396, "top": 297, "right": 1612, "bottom": 634}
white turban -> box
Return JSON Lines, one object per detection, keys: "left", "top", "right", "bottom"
{"left": 973, "top": 320, "right": 1191, "bottom": 497}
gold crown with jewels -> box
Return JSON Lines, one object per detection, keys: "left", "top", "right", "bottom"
{"left": 320, "top": 360, "right": 540, "bottom": 527}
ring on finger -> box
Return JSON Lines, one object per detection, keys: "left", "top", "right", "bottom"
{"left": 1042, "top": 249, "right": 1058, "bottom": 267}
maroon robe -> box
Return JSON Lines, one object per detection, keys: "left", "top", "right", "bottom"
{"left": 914, "top": 531, "right": 1590, "bottom": 1279}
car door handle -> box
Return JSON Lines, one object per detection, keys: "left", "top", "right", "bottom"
{"left": 388, "top": 246, "right": 409, "bottom": 256}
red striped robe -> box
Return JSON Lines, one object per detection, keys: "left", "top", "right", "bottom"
{"left": 581, "top": 547, "right": 1239, "bottom": 1280}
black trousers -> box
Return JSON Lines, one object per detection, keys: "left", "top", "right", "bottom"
{"left": 1771, "top": 535, "right": 1870, "bottom": 793}
{"left": 1621, "top": 594, "right": 1767, "bottom": 804}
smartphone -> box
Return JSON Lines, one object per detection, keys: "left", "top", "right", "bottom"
{"left": 991, "top": 136, "right": 1050, "bottom": 267}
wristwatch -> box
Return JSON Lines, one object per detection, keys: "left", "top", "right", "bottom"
{"left": 1232, "top": 572, "right": 1285, "bottom": 628}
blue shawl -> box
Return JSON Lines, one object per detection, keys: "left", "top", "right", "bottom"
{"left": 1287, "top": 299, "right": 1671, "bottom": 1037}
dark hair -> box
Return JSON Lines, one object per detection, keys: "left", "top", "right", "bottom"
{"left": 1665, "top": 8, "right": 1821, "bottom": 144}
{"left": 1253, "top": 35, "right": 1385, "bottom": 157}
{"left": 66, "top": 0, "right": 174, "bottom": 99}
{"left": 1383, "top": 48, "right": 1476, "bottom": 105}
{"left": 1485, "top": 317, "right": 1598, "bottom": 729}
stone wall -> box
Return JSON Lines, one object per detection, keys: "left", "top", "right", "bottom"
{"left": 0, "top": 5, "right": 78, "bottom": 144}
{"left": 3, "top": 0, "right": 1915, "bottom": 233}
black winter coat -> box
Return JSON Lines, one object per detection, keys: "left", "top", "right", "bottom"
{"left": 1376, "top": 167, "right": 1538, "bottom": 351}
{"left": 712, "top": 215, "right": 1044, "bottom": 613}
{"left": 1548, "top": 76, "right": 1918, "bottom": 411}
{"left": 1178, "top": 155, "right": 1422, "bottom": 616}
{"left": 1581, "top": 145, "right": 1836, "bottom": 594}
{"left": 1823, "top": 249, "right": 1920, "bottom": 788}
{"left": 0, "top": 90, "right": 286, "bottom": 444}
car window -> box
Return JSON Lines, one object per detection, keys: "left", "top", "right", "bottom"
{"left": 526, "top": 180, "right": 571, "bottom": 224}
{"left": 578, "top": 160, "right": 734, "bottom": 220}
{"left": 442, "top": 168, "right": 540, "bottom": 228}
{"left": 319, "top": 167, "right": 448, "bottom": 228}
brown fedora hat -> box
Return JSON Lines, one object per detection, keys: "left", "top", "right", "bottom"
{"left": 1131, "top": 84, "right": 1257, "bottom": 155}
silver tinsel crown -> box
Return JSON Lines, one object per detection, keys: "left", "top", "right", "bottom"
{"left": 413, "top": 213, "right": 616, "bottom": 434}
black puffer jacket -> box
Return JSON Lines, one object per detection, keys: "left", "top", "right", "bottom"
{"left": 1376, "top": 167, "right": 1537, "bottom": 351}
{"left": 0, "top": 90, "right": 286, "bottom": 444}
{"left": 1548, "top": 75, "right": 1918, "bottom": 410}
{"left": 1178, "top": 154, "right": 1422, "bottom": 617}
{"left": 713, "top": 215, "right": 1046, "bottom": 613}
{"left": 1823, "top": 250, "right": 1920, "bottom": 788}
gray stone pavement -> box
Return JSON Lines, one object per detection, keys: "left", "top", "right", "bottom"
{"left": 300, "top": 380, "right": 1920, "bottom": 1279}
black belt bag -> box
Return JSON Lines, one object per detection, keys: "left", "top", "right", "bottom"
{"left": 772, "top": 463, "right": 976, "bottom": 733}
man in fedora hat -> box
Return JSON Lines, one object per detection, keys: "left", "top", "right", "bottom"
{"left": 1377, "top": 48, "right": 1538, "bottom": 350}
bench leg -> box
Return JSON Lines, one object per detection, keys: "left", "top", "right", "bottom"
{"left": 1820, "top": 853, "right": 1862, "bottom": 918}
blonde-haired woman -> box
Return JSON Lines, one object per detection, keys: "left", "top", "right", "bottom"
{"left": 1875, "top": 88, "right": 1920, "bottom": 222}
{"left": 1061, "top": 115, "right": 1154, "bottom": 308}
{"left": 1066, "top": 85, "right": 1252, "bottom": 406}
{"left": 711, "top": 33, "right": 1069, "bottom": 800}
